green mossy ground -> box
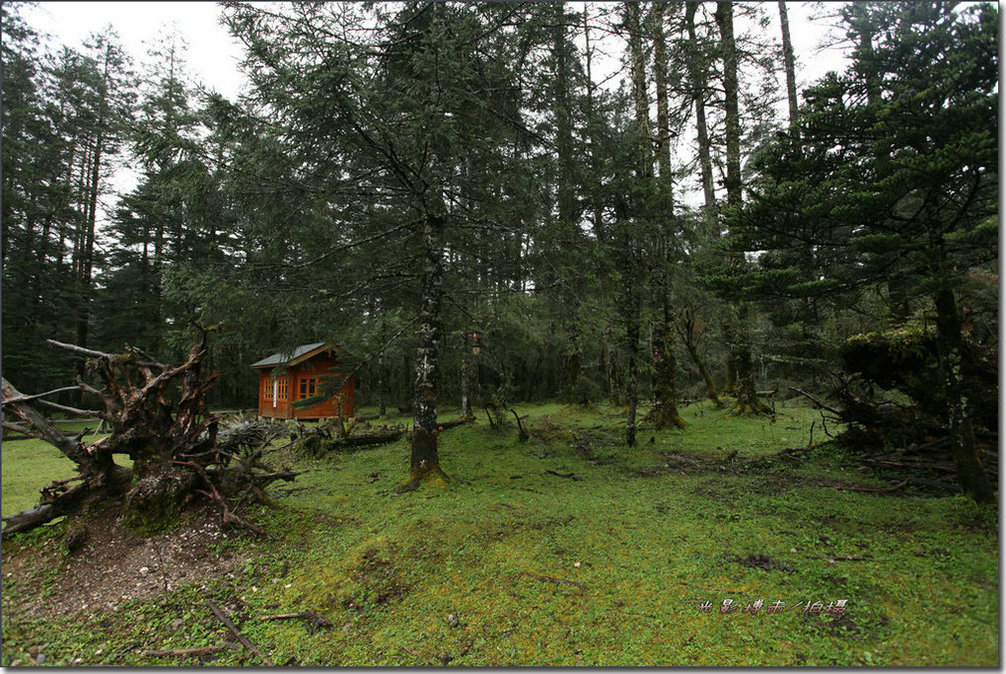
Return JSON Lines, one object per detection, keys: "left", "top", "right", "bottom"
{"left": 2, "top": 401, "right": 998, "bottom": 666}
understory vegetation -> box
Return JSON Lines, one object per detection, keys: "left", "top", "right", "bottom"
{"left": 2, "top": 402, "right": 997, "bottom": 667}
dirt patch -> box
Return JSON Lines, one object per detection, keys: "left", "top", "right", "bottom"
{"left": 331, "top": 544, "right": 410, "bottom": 610}
{"left": 3, "top": 505, "right": 248, "bottom": 619}
{"left": 810, "top": 609, "right": 890, "bottom": 641}
{"left": 731, "top": 553, "right": 795, "bottom": 573}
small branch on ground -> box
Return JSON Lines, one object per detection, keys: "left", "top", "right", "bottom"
{"left": 545, "top": 470, "right": 582, "bottom": 481}
{"left": 831, "top": 479, "right": 909, "bottom": 494}
{"left": 259, "top": 610, "right": 333, "bottom": 632}
{"left": 206, "top": 599, "right": 274, "bottom": 666}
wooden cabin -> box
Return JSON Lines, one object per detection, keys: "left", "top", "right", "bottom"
{"left": 250, "top": 342, "right": 354, "bottom": 419}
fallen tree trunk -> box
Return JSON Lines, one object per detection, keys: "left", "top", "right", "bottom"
{"left": 292, "top": 417, "right": 475, "bottom": 456}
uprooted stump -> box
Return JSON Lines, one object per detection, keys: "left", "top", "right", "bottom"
{"left": 1, "top": 339, "right": 297, "bottom": 538}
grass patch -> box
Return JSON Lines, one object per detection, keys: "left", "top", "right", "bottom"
{"left": 1, "top": 401, "right": 997, "bottom": 666}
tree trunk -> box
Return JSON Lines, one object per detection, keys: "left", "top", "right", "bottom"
{"left": 403, "top": 212, "right": 450, "bottom": 490}
{"left": 623, "top": 302, "right": 640, "bottom": 448}
{"left": 933, "top": 287, "right": 994, "bottom": 503}
{"left": 624, "top": 2, "right": 652, "bottom": 178}
{"left": 650, "top": 3, "right": 673, "bottom": 192}
{"left": 460, "top": 332, "right": 474, "bottom": 418}
{"left": 685, "top": 2, "right": 716, "bottom": 209}
{"left": 602, "top": 323, "right": 621, "bottom": 405}
{"left": 778, "top": 1, "right": 799, "bottom": 127}
{"left": 684, "top": 338, "right": 722, "bottom": 407}
{"left": 553, "top": 2, "right": 589, "bottom": 407}
{"left": 727, "top": 306, "right": 770, "bottom": 415}
{"left": 646, "top": 317, "right": 686, "bottom": 429}
{"left": 721, "top": 322, "right": 737, "bottom": 393}
{"left": 715, "top": 1, "right": 742, "bottom": 206}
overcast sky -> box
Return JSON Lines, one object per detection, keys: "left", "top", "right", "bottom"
{"left": 20, "top": 2, "right": 851, "bottom": 218}
{"left": 23, "top": 1, "right": 249, "bottom": 100}
{"left": 23, "top": 2, "right": 849, "bottom": 104}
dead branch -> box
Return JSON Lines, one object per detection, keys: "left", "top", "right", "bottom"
{"left": 1, "top": 504, "right": 58, "bottom": 536}
{"left": 788, "top": 387, "right": 842, "bottom": 416}
{"left": 520, "top": 570, "right": 587, "bottom": 591}
{"left": 206, "top": 599, "right": 274, "bottom": 666}
{"left": 259, "top": 610, "right": 333, "bottom": 632}
{"left": 46, "top": 338, "right": 164, "bottom": 369}
{"left": 2, "top": 385, "right": 83, "bottom": 404}
{"left": 831, "top": 479, "right": 909, "bottom": 494}
{"left": 508, "top": 407, "right": 529, "bottom": 441}
{"left": 37, "top": 399, "right": 103, "bottom": 417}
{"left": 178, "top": 461, "right": 267, "bottom": 536}
{"left": 545, "top": 470, "right": 582, "bottom": 481}
{"left": 2, "top": 378, "right": 88, "bottom": 462}
{"left": 439, "top": 416, "right": 476, "bottom": 430}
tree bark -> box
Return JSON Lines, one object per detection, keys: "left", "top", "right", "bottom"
{"left": 715, "top": 1, "right": 742, "bottom": 206}
{"left": 624, "top": 2, "right": 652, "bottom": 179}
{"left": 685, "top": 2, "right": 716, "bottom": 209}
{"left": 645, "top": 318, "right": 687, "bottom": 429}
{"left": 933, "top": 287, "right": 994, "bottom": 503}
{"left": 460, "top": 332, "right": 474, "bottom": 418}
{"left": 727, "top": 305, "right": 771, "bottom": 416}
{"left": 403, "top": 212, "right": 450, "bottom": 490}
{"left": 777, "top": 1, "right": 799, "bottom": 127}
{"left": 650, "top": 3, "right": 673, "bottom": 194}
{"left": 623, "top": 299, "right": 640, "bottom": 448}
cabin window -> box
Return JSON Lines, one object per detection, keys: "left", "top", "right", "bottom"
{"left": 299, "top": 377, "right": 318, "bottom": 400}
{"left": 278, "top": 378, "right": 288, "bottom": 401}
{"left": 263, "top": 378, "right": 273, "bottom": 400}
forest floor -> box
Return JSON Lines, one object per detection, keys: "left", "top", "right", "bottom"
{"left": 1, "top": 400, "right": 998, "bottom": 666}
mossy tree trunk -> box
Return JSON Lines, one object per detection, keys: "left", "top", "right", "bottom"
{"left": 933, "top": 286, "right": 994, "bottom": 504}
{"left": 567, "top": 324, "right": 591, "bottom": 407}
{"left": 676, "top": 307, "right": 722, "bottom": 407}
{"left": 721, "top": 322, "right": 737, "bottom": 393}
{"left": 623, "top": 303, "right": 641, "bottom": 448}
{"left": 645, "top": 317, "right": 687, "bottom": 430}
{"left": 727, "top": 306, "right": 771, "bottom": 416}
{"left": 460, "top": 333, "right": 474, "bottom": 419}
{"left": 401, "top": 212, "right": 451, "bottom": 491}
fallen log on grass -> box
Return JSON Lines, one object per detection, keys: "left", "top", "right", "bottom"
{"left": 292, "top": 417, "right": 475, "bottom": 456}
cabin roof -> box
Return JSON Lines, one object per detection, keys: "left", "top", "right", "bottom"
{"left": 250, "top": 342, "right": 334, "bottom": 369}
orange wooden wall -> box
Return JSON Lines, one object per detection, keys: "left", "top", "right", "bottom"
{"left": 257, "top": 354, "right": 354, "bottom": 419}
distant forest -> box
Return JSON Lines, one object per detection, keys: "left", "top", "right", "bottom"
{"left": 2, "top": 3, "right": 997, "bottom": 498}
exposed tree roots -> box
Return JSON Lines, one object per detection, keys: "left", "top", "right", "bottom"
{"left": 1, "top": 340, "right": 296, "bottom": 538}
